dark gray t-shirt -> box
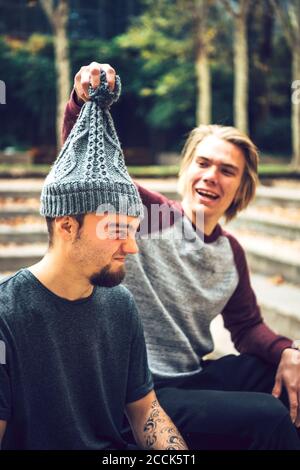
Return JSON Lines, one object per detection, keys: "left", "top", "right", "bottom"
{"left": 0, "top": 269, "right": 153, "bottom": 450}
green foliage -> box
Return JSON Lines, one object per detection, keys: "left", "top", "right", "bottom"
{"left": 0, "top": 35, "right": 55, "bottom": 148}
{"left": 70, "top": 38, "right": 115, "bottom": 76}
{"left": 115, "top": 0, "right": 196, "bottom": 135}
{"left": 254, "top": 117, "right": 291, "bottom": 154}
{"left": 0, "top": 0, "right": 295, "bottom": 159}
{"left": 115, "top": 0, "right": 236, "bottom": 143}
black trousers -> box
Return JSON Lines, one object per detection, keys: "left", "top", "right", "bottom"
{"left": 154, "top": 354, "right": 300, "bottom": 450}
{"left": 123, "top": 354, "right": 300, "bottom": 450}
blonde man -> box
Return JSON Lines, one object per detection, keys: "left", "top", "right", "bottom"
{"left": 63, "top": 62, "right": 300, "bottom": 450}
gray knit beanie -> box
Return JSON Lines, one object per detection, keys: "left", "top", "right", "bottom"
{"left": 40, "top": 72, "right": 143, "bottom": 219}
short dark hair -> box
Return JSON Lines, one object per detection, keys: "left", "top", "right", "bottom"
{"left": 45, "top": 214, "right": 86, "bottom": 247}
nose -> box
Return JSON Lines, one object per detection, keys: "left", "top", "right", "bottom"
{"left": 202, "top": 165, "right": 218, "bottom": 184}
{"left": 122, "top": 236, "right": 139, "bottom": 255}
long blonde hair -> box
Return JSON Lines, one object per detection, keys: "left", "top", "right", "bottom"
{"left": 178, "top": 125, "right": 259, "bottom": 221}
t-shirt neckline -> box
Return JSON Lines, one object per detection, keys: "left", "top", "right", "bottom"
{"left": 20, "top": 268, "right": 96, "bottom": 305}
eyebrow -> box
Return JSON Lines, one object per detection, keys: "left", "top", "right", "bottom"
{"left": 195, "top": 156, "right": 240, "bottom": 173}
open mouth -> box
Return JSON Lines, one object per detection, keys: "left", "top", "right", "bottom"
{"left": 195, "top": 189, "right": 219, "bottom": 200}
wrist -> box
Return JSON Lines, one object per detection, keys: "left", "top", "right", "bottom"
{"left": 282, "top": 340, "right": 300, "bottom": 355}
{"left": 281, "top": 346, "right": 300, "bottom": 364}
{"left": 73, "top": 90, "right": 85, "bottom": 107}
{"left": 281, "top": 347, "right": 292, "bottom": 358}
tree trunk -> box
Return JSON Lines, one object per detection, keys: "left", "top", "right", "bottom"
{"left": 291, "top": 44, "right": 300, "bottom": 168}
{"left": 53, "top": 20, "right": 71, "bottom": 148}
{"left": 234, "top": 13, "right": 249, "bottom": 134}
{"left": 195, "top": 48, "right": 211, "bottom": 125}
{"left": 40, "top": 0, "right": 71, "bottom": 150}
{"left": 194, "top": 0, "right": 211, "bottom": 125}
{"left": 270, "top": 0, "right": 300, "bottom": 168}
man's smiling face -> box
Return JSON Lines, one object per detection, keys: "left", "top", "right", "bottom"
{"left": 181, "top": 135, "right": 246, "bottom": 234}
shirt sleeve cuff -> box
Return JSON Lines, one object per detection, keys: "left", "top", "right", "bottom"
{"left": 272, "top": 338, "right": 293, "bottom": 364}
{"left": 126, "top": 379, "right": 154, "bottom": 404}
{"left": 70, "top": 89, "right": 84, "bottom": 113}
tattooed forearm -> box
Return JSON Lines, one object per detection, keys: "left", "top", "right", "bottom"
{"left": 143, "top": 400, "right": 188, "bottom": 450}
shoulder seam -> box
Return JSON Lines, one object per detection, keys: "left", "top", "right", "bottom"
{"left": 0, "top": 271, "right": 21, "bottom": 287}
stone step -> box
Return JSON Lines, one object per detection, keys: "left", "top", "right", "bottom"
{"left": 252, "top": 273, "right": 300, "bottom": 338}
{"left": 0, "top": 225, "right": 47, "bottom": 244}
{"left": 254, "top": 186, "right": 300, "bottom": 208}
{"left": 0, "top": 206, "right": 40, "bottom": 218}
{"left": 0, "top": 151, "right": 33, "bottom": 165}
{"left": 0, "top": 244, "right": 46, "bottom": 271}
{"left": 0, "top": 179, "right": 43, "bottom": 198}
{"left": 229, "top": 230, "right": 300, "bottom": 285}
{"left": 209, "top": 273, "right": 300, "bottom": 358}
{"left": 229, "top": 208, "right": 300, "bottom": 240}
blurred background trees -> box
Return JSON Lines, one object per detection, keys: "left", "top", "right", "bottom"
{"left": 271, "top": 0, "right": 300, "bottom": 167}
{"left": 220, "top": 0, "right": 252, "bottom": 134}
{"left": 0, "top": 0, "right": 299, "bottom": 167}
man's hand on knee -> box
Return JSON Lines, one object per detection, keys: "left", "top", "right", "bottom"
{"left": 73, "top": 62, "right": 116, "bottom": 103}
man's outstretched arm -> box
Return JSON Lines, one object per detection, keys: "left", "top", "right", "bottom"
{"left": 126, "top": 390, "right": 188, "bottom": 450}
{"left": 62, "top": 62, "right": 116, "bottom": 143}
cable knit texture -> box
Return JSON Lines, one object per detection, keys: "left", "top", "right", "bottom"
{"left": 40, "top": 71, "right": 143, "bottom": 218}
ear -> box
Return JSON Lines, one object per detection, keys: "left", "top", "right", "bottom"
{"left": 55, "top": 216, "right": 80, "bottom": 241}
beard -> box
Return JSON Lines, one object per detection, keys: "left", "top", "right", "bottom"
{"left": 89, "top": 263, "right": 126, "bottom": 287}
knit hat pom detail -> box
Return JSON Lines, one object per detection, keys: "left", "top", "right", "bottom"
{"left": 88, "top": 70, "right": 121, "bottom": 108}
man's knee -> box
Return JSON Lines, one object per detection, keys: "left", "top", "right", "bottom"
{"left": 248, "top": 394, "right": 300, "bottom": 450}
{"left": 249, "top": 393, "right": 290, "bottom": 432}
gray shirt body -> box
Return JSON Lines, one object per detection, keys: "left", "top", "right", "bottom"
{"left": 124, "top": 216, "right": 238, "bottom": 380}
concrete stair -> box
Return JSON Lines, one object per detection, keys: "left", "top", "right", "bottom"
{"left": 0, "top": 224, "right": 47, "bottom": 244}
{"left": 225, "top": 230, "right": 300, "bottom": 285}
{"left": 210, "top": 273, "right": 300, "bottom": 358}
{"left": 0, "top": 205, "right": 40, "bottom": 218}
{"left": 230, "top": 207, "right": 300, "bottom": 240}
{"left": 252, "top": 274, "right": 300, "bottom": 338}
{"left": 0, "top": 244, "right": 46, "bottom": 271}
{"left": 0, "top": 179, "right": 43, "bottom": 197}
{"left": 254, "top": 186, "right": 300, "bottom": 207}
